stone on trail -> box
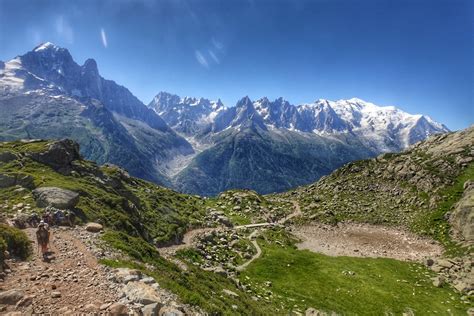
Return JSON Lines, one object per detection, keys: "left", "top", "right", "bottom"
{"left": 32, "top": 187, "right": 79, "bottom": 209}
{"left": 51, "top": 291, "right": 61, "bottom": 298}
{"left": 0, "top": 289, "right": 25, "bottom": 305}
{"left": 85, "top": 222, "right": 103, "bottom": 233}
{"left": 108, "top": 302, "right": 129, "bottom": 315}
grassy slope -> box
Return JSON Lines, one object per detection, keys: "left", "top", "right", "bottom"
{"left": 241, "top": 230, "right": 467, "bottom": 315}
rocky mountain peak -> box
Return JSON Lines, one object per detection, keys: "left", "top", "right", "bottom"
{"left": 82, "top": 58, "right": 99, "bottom": 75}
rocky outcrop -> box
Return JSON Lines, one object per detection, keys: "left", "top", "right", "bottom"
{"left": 32, "top": 187, "right": 79, "bottom": 209}
{"left": 28, "top": 139, "right": 81, "bottom": 175}
{"left": 450, "top": 180, "right": 474, "bottom": 245}
{"left": 0, "top": 151, "right": 17, "bottom": 163}
{"left": 0, "top": 173, "right": 34, "bottom": 189}
{"left": 427, "top": 257, "right": 473, "bottom": 294}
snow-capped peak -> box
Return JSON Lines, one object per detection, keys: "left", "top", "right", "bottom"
{"left": 33, "top": 42, "right": 59, "bottom": 52}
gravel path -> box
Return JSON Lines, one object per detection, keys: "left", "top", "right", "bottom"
{"left": 1, "top": 227, "right": 120, "bottom": 314}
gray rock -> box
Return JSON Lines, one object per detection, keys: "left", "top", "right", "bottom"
{"left": 0, "top": 151, "right": 17, "bottom": 163}
{"left": 222, "top": 289, "right": 239, "bottom": 297}
{"left": 85, "top": 222, "right": 103, "bottom": 233}
{"left": 142, "top": 302, "right": 162, "bottom": 316}
{"left": 450, "top": 180, "right": 474, "bottom": 244}
{"left": 28, "top": 139, "right": 81, "bottom": 174}
{"left": 123, "top": 274, "right": 140, "bottom": 283}
{"left": 306, "top": 308, "right": 328, "bottom": 316}
{"left": 108, "top": 302, "right": 129, "bottom": 315}
{"left": 432, "top": 276, "right": 444, "bottom": 287}
{"left": 141, "top": 276, "right": 156, "bottom": 285}
{"left": 159, "top": 306, "right": 184, "bottom": 316}
{"left": 0, "top": 289, "right": 24, "bottom": 305}
{"left": 0, "top": 173, "right": 34, "bottom": 189}
{"left": 51, "top": 291, "right": 61, "bottom": 298}
{"left": 122, "top": 281, "right": 162, "bottom": 305}
{"left": 32, "top": 187, "right": 79, "bottom": 209}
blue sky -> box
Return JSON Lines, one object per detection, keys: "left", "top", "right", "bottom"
{"left": 0, "top": 0, "right": 472, "bottom": 130}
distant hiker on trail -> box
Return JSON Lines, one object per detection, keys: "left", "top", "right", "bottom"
{"left": 36, "top": 220, "right": 50, "bottom": 260}
{"left": 42, "top": 211, "right": 53, "bottom": 226}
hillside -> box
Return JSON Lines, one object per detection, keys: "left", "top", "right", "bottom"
{"left": 282, "top": 126, "right": 474, "bottom": 252}
{"left": 1, "top": 128, "right": 472, "bottom": 314}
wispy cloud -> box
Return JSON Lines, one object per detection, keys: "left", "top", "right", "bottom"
{"left": 101, "top": 28, "right": 108, "bottom": 48}
{"left": 55, "top": 15, "right": 74, "bottom": 44}
{"left": 208, "top": 50, "right": 220, "bottom": 64}
{"left": 195, "top": 50, "right": 209, "bottom": 68}
{"left": 212, "top": 38, "right": 224, "bottom": 51}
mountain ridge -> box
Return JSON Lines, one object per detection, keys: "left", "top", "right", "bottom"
{"left": 0, "top": 43, "right": 451, "bottom": 196}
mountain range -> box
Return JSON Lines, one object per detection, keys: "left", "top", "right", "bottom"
{"left": 0, "top": 43, "right": 449, "bottom": 195}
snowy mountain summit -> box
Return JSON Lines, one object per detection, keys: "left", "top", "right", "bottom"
{"left": 151, "top": 93, "right": 449, "bottom": 152}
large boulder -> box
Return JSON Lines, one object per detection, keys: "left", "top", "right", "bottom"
{"left": 0, "top": 173, "right": 34, "bottom": 189}
{"left": 0, "top": 151, "right": 17, "bottom": 163}
{"left": 28, "top": 139, "right": 81, "bottom": 175}
{"left": 450, "top": 180, "right": 474, "bottom": 245}
{"left": 32, "top": 187, "right": 79, "bottom": 209}
{"left": 122, "top": 281, "right": 162, "bottom": 305}
{"left": 0, "top": 289, "right": 25, "bottom": 305}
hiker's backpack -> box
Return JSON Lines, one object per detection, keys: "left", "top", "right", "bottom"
{"left": 36, "top": 226, "right": 49, "bottom": 245}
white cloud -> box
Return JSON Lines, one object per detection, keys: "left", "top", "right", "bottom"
{"left": 195, "top": 50, "right": 209, "bottom": 68}
{"left": 101, "top": 28, "right": 108, "bottom": 48}
{"left": 55, "top": 15, "right": 74, "bottom": 44}
{"left": 208, "top": 50, "right": 220, "bottom": 64}
{"left": 212, "top": 38, "right": 224, "bottom": 51}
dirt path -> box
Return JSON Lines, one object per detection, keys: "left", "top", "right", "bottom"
{"left": 292, "top": 223, "right": 443, "bottom": 262}
{"left": 1, "top": 227, "right": 120, "bottom": 314}
{"left": 157, "top": 200, "right": 303, "bottom": 271}
{"left": 236, "top": 230, "right": 262, "bottom": 271}
{"left": 278, "top": 200, "right": 302, "bottom": 224}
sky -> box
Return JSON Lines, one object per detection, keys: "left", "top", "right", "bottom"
{"left": 0, "top": 0, "right": 472, "bottom": 130}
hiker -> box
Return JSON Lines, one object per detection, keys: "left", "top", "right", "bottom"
{"left": 42, "top": 210, "right": 53, "bottom": 226}
{"left": 36, "top": 220, "right": 50, "bottom": 260}
{"left": 28, "top": 212, "right": 40, "bottom": 227}
{"left": 64, "top": 210, "right": 75, "bottom": 227}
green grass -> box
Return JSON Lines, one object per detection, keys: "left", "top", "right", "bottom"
{"left": 241, "top": 230, "right": 468, "bottom": 315}
{"left": 0, "top": 224, "right": 31, "bottom": 261}
{"left": 100, "top": 230, "right": 274, "bottom": 315}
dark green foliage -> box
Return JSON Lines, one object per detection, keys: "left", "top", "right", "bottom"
{"left": 0, "top": 224, "right": 31, "bottom": 260}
